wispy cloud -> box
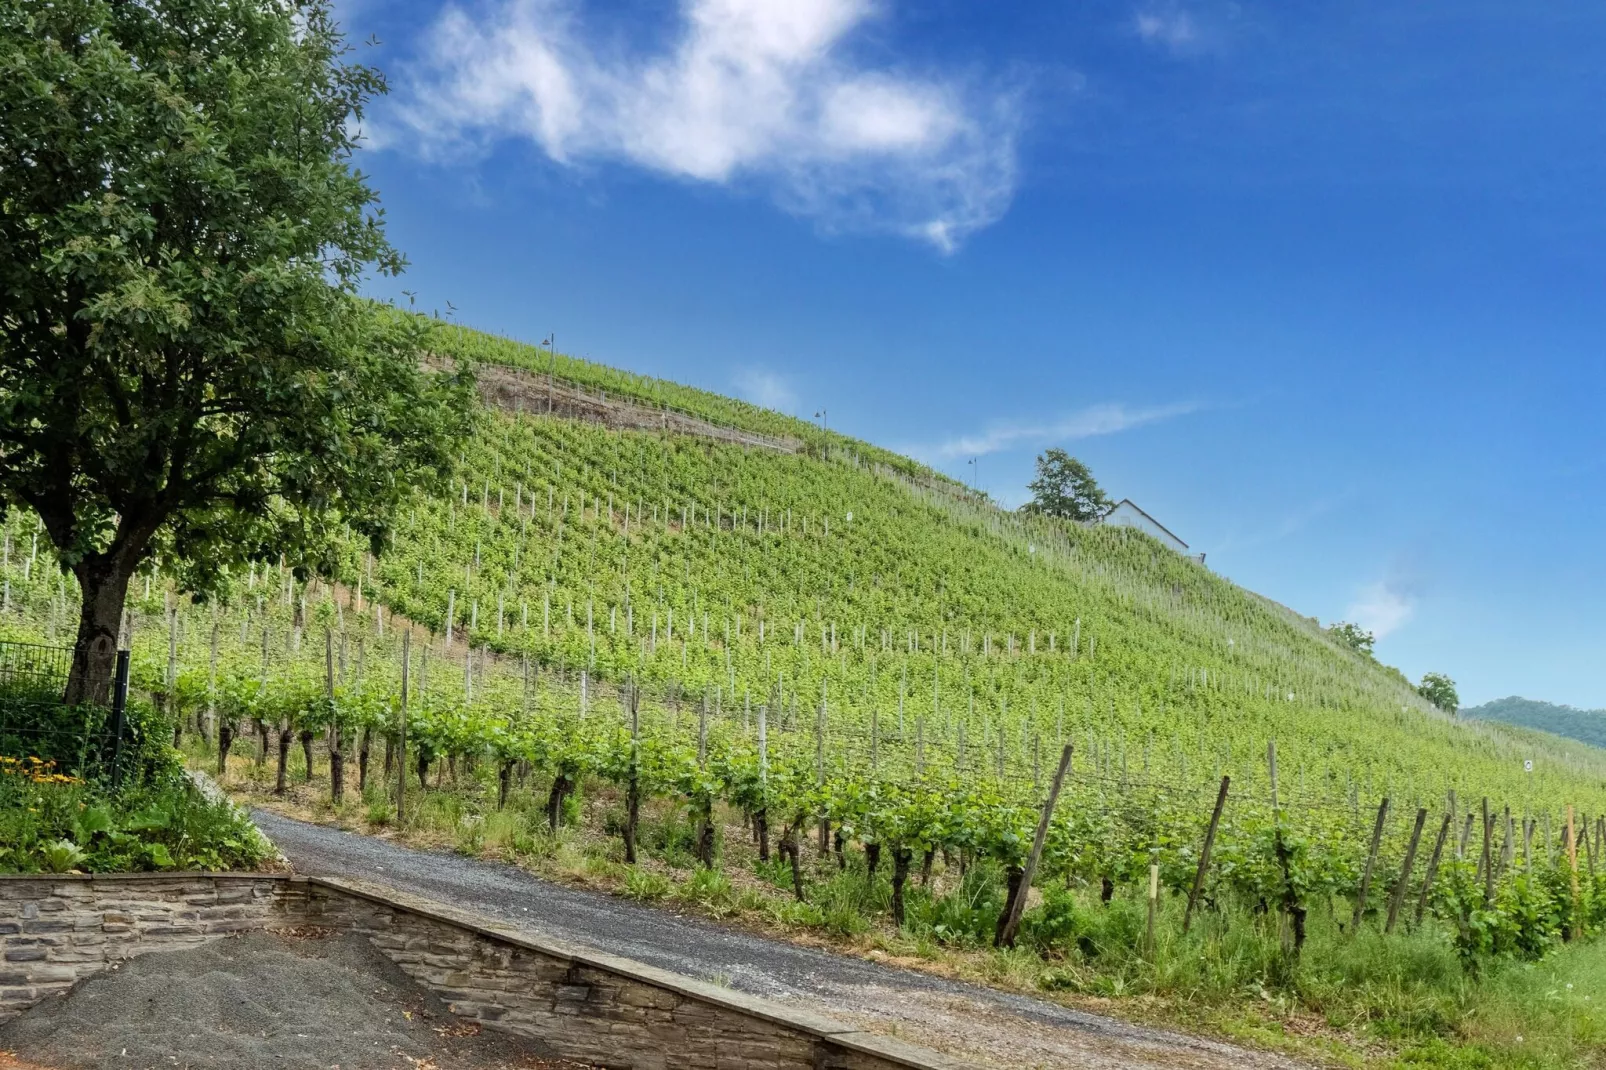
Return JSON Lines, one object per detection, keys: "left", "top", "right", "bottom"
{"left": 389, "top": 0, "right": 1022, "bottom": 251}
{"left": 923, "top": 401, "right": 1201, "bottom": 460}
{"left": 1344, "top": 556, "right": 1429, "bottom": 640}
{"left": 1212, "top": 491, "right": 1354, "bottom": 556}
{"left": 1345, "top": 581, "right": 1414, "bottom": 640}
{"left": 1132, "top": 3, "right": 1233, "bottom": 57}
{"left": 732, "top": 367, "right": 797, "bottom": 412}
{"left": 1135, "top": 8, "right": 1199, "bottom": 52}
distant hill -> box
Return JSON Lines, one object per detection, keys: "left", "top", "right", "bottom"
{"left": 1461, "top": 696, "right": 1606, "bottom": 749}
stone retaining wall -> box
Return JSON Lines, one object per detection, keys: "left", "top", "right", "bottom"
{"left": 0, "top": 873, "right": 967, "bottom": 1070}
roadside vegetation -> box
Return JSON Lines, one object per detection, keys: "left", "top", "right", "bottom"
{"left": 0, "top": 683, "right": 269, "bottom": 874}
{"left": 209, "top": 731, "right": 1606, "bottom": 1070}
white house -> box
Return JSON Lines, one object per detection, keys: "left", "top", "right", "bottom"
{"left": 1100, "top": 499, "right": 1201, "bottom": 561}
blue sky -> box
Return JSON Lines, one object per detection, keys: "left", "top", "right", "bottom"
{"left": 345, "top": 0, "right": 1606, "bottom": 708}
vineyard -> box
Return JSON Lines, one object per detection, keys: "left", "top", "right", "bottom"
{"left": 5, "top": 321, "right": 1606, "bottom": 1061}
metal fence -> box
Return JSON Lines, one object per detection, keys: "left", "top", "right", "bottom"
{"left": 0, "top": 639, "right": 71, "bottom": 699}
{"left": 0, "top": 641, "right": 133, "bottom": 784}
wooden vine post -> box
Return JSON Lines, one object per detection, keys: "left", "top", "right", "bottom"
{"left": 625, "top": 682, "right": 641, "bottom": 864}
{"left": 996, "top": 744, "right": 1072, "bottom": 949}
{"left": 1145, "top": 856, "right": 1160, "bottom": 957}
{"left": 1352, "top": 796, "right": 1390, "bottom": 933}
{"left": 1568, "top": 805, "right": 1582, "bottom": 936}
{"left": 1415, "top": 813, "right": 1452, "bottom": 925}
{"left": 327, "top": 628, "right": 343, "bottom": 804}
{"left": 1481, "top": 798, "right": 1495, "bottom": 907}
{"left": 1184, "top": 775, "right": 1231, "bottom": 933}
{"left": 396, "top": 631, "right": 410, "bottom": 824}
{"left": 1386, "top": 807, "right": 1428, "bottom": 934}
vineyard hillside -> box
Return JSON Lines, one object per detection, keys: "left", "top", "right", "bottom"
{"left": 317, "top": 321, "right": 1603, "bottom": 814}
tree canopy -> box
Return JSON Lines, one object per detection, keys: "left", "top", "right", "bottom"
{"left": 1021, "top": 449, "right": 1112, "bottom": 523}
{"left": 1418, "top": 673, "right": 1460, "bottom": 714}
{"left": 1327, "top": 621, "right": 1376, "bottom": 658}
{"left": 0, "top": 0, "right": 472, "bottom": 703}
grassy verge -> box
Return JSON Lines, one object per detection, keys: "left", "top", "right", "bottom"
{"left": 200, "top": 741, "right": 1606, "bottom": 1070}
{"left": 0, "top": 686, "right": 272, "bottom": 874}
{"left": 0, "top": 756, "right": 273, "bottom": 874}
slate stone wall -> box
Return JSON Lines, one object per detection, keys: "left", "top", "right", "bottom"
{"left": 0, "top": 873, "right": 965, "bottom": 1070}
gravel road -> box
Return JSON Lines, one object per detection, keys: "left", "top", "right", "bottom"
{"left": 254, "top": 809, "right": 1310, "bottom": 1070}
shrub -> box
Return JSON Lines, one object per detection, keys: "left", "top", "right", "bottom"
{"left": 0, "top": 761, "right": 269, "bottom": 873}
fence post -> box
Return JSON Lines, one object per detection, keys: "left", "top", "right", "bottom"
{"left": 1416, "top": 813, "right": 1452, "bottom": 925}
{"left": 1481, "top": 798, "right": 1495, "bottom": 907}
{"left": 109, "top": 650, "right": 131, "bottom": 791}
{"left": 1353, "top": 797, "right": 1390, "bottom": 932}
{"left": 1568, "top": 806, "right": 1582, "bottom": 936}
{"left": 1386, "top": 807, "right": 1428, "bottom": 934}
{"left": 996, "top": 744, "right": 1072, "bottom": 949}
{"left": 1184, "top": 775, "right": 1231, "bottom": 933}
{"left": 397, "top": 631, "right": 409, "bottom": 824}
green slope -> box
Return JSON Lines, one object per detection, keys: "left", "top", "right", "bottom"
{"left": 1463, "top": 696, "right": 1606, "bottom": 750}
{"left": 330, "top": 322, "right": 1602, "bottom": 812}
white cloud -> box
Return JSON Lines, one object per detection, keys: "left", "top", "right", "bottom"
{"left": 393, "top": 0, "right": 1021, "bottom": 250}
{"left": 1345, "top": 555, "right": 1429, "bottom": 641}
{"left": 732, "top": 367, "right": 797, "bottom": 412}
{"left": 1135, "top": 9, "right": 1198, "bottom": 51}
{"left": 1345, "top": 581, "right": 1415, "bottom": 640}
{"left": 924, "top": 401, "right": 1201, "bottom": 460}
{"left": 1133, "top": 4, "right": 1231, "bottom": 57}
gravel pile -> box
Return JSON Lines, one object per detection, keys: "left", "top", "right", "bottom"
{"left": 0, "top": 929, "right": 583, "bottom": 1070}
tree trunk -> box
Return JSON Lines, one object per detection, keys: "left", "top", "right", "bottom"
{"left": 755, "top": 808, "right": 770, "bottom": 862}
{"left": 833, "top": 828, "right": 846, "bottom": 870}
{"left": 64, "top": 559, "right": 133, "bottom": 708}
{"left": 416, "top": 751, "right": 430, "bottom": 790}
{"left": 892, "top": 847, "right": 912, "bottom": 926}
{"left": 782, "top": 826, "right": 805, "bottom": 901}
{"left": 275, "top": 725, "right": 292, "bottom": 795}
{"left": 1101, "top": 876, "right": 1115, "bottom": 903}
{"left": 217, "top": 722, "right": 234, "bottom": 777}
{"left": 994, "top": 865, "right": 1026, "bottom": 947}
{"left": 329, "top": 729, "right": 345, "bottom": 804}
{"left": 1274, "top": 830, "right": 1309, "bottom": 955}
{"left": 624, "top": 774, "right": 640, "bottom": 864}
{"left": 498, "top": 761, "right": 512, "bottom": 809}
{"left": 299, "top": 730, "right": 314, "bottom": 783}
{"left": 357, "top": 728, "right": 371, "bottom": 793}
{"left": 255, "top": 719, "right": 268, "bottom": 765}
{"left": 696, "top": 799, "right": 715, "bottom": 868}
{"left": 921, "top": 848, "right": 935, "bottom": 887}
{"left": 865, "top": 841, "right": 881, "bottom": 878}
{"left": 546, "top": 774, "right": 572, "bottom": 832}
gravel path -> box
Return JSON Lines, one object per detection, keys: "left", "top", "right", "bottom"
{"left": 254, "top": 810, "right": 1312, "bottom": 1070}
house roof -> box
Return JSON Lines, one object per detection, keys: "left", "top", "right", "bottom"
{"left": 1104, "top": 498, "right": 1188, "bottom": 550}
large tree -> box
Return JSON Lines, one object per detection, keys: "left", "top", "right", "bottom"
{"left": 1021, "top": 448, "right": 1112, "bottom": 522}
{"left": 0, "top": 0, "right": 472, "bottom": 705}
{"left": 1418, "top": 673, "right": 1460, "bottom": 715}
{"left": 1327, "top": 621, "right": 1376, "bottom": 658}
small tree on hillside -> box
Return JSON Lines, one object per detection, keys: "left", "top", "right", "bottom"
{"left": 1327, "top": 621, "right": 1376, "bottom": 658}
{"left": 1021, "top": 449, "right": 1112, "bottom": 522}
{"left": 0, "top": 0, "right": 473, "bottom": 705}
{"left": 1418, "top": 673, "right": 1460, "bottom": 714}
